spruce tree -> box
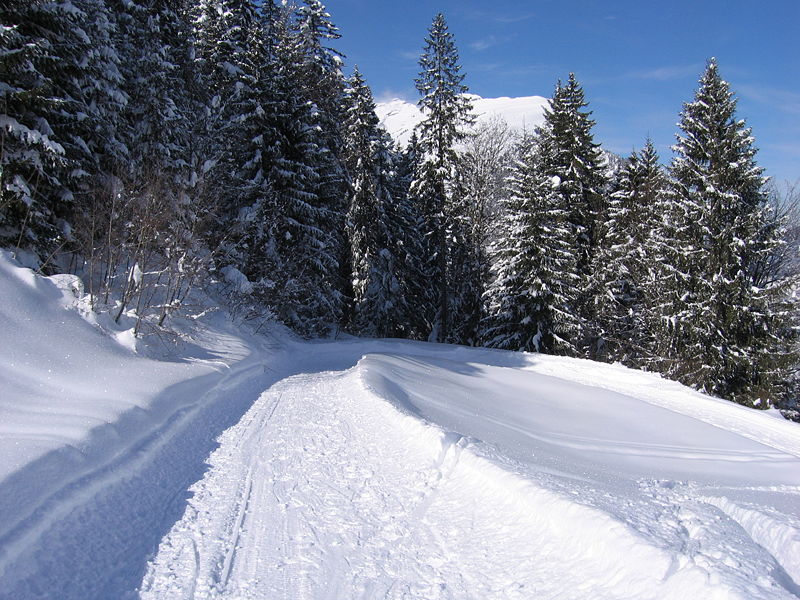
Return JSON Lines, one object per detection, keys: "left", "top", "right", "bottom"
{"left": 1, "top": 0, "right": 125, "bottom": 260}
{"left": 342, "top": 67, "right": 406, "bottom": 337}
{"left": 288, "top": 0, "right": 349, "bottom": 302}
{"left": 392, "top": 131, "right": 429, "bottom": 339}
{"left": 659, "top": 59, "right": 794, "bottom": 407}
{"left": 537, "top": 74, "right": 607, "bottom": 356}
{"left": 248, "top": 6, "right": 343, "bottom": 335}
{"left": 452, "top": 120, "right": 515, "bottom": 345}
{"left": 410, "top": 13, "right": 474, "bottom": 342}
{"left": 482, "top": 137, "right": 579, "bottom": 353}
{"left": 113, "top": 0, "right": 193, "bottom": 186}
{"left": 0, "top": 0, "right": 65, "bottom": 252}
{"left": 592, "top": 139, "right": 665, "bottom": 365}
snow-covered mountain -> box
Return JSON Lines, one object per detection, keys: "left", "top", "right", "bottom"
{"left": 376, "top": 93, "right": 549, "bottom": 147}
{"left": 1, "top": 252, "right": 800, "bottom": 599}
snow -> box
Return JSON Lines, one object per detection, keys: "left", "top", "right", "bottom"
{"left": 1, "top": 252, "right": 800, "bottom": 599}
{"left": 220, "top": 265, "right": 254, "bottom": 295}
{"left": 376, "top": 93, "right": 549, "bottom": 147}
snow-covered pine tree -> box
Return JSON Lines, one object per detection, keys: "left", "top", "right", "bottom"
{"left": 410, "top": 12, "right": 475, "bottom": 343}
{"left": 391, "top": 131, "right": 429, "bottom": 339}
{"left": 482, "top": 136, "right": 580, "bottom": 354}
{"left": 240, "top": 5, "right": 342, "bottom": 335}
{"left": 70, "top": 0, "right": 127, "bottom": 184}
{"left": 537, "top": 74, "right": 607, "bottom": 357}
{"left": 204, "top": 1, "right": 292, "bottom": 322}
{"left": 189, "top": 0, "right": 259, "bottom": 217}
{"left": 446, "top": 181, "right": 486, "bottom": 346}
{"left": 112, "top": 0, "right": 193, "bottom": 186}
{"left": 289, "top": 0, "right": 344, "bottom": 125}
{"left": 592, "top": 139, "right": 665, "bottom": 365}
{"left": 287, "top": 0, "right": 349, "bottom": 304}
{"left": 1, "top": 0, "right": 125, "bottom": 263}
{"left": 659, "top": 59, "right": 795, "bottom": 407}
{"left": 189, "top": 0, "right": 346, "bottom": 336}
{"left": 0, "top": 0, "right": 66, "bottom": 253}
{"left": 342, "top": 67, "right": 406, "bottom": 337}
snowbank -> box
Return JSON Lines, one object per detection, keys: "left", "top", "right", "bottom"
{"left": 0, "top": 252, "right": 278, "bottom": 595}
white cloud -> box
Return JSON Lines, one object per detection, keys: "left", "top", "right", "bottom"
{"left": 469, "top": 35, "right": 500, "bottom": 51}
{"left": 375, "top": 88, "right": 414, "bottom": 104}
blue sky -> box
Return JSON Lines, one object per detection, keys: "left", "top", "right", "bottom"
{"left": 330, "top": 0, "right": 799, "bottom": 185}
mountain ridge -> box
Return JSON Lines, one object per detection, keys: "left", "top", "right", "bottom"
{"left": 375, "top": 94, "right": 550, "bottom": 147}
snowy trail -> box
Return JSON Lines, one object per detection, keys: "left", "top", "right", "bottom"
{"left": 140, "top": 350, "right": 800, "bottom": 600}
{"left": 0, "top": 350, "right": 277, "bottom": 600}
{"left": 5, "top": 254, "right": 800, "bottom": 599}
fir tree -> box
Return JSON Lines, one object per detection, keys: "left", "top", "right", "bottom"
{"left": 278, "top": 0, "right": 348, "bottom": 331}
{"left": 410, "top": 13, "right": 474, "bottom": 342}
{"left": 1, "top": 0, "right": 125, "bottom": 260}
{"left": 342, "top": 67, "right": 405, "bottom": 337}
{"left": 113, "top": 0, "right": 193, "bottom": 185}
{"left": 592, "top": 139, "right": 665, "bottom": 365}
{"left": 452, "top": 120, "right": 515, "bottom": 345}
{"left": 288, "top": 1, "right": 349, "bottom": 279}
{"left": 0, "top": 0, "right": 65, "bottom": 251}
{"left": 537, "top": 74, "right": 607, "bottom": 356}
{"left": 659, "top": 59, "right": 794, "bottom": 407}
{"left": 392, "top": 131, "right": 429, "bottom": 339}
{"left": 482, "top": 137, "right": 579, "bottom": 353}
{"left": 246, "top": 7, "right": 342, "bottom": 335}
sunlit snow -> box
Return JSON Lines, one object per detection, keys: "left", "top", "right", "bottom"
{"left": 1, "top": 252, "right": 799, "bottom": 599}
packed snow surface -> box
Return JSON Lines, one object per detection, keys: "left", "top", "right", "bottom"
{"left": 1, "top": 253, "right": 800, "bottom": 599}
{"left": 376, "top": 93, "right": 549, "bottom": 147}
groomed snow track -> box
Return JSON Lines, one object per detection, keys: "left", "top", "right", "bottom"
{"left": 2, "top": 341, "right": 800, "bottom": 599}
{"left": 0, "top": 351, "right": 276, "bottom": 600}
{"left": 137, "top": 355, "right": 800, "bottom": 600}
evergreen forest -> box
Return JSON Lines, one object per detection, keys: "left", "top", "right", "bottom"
{"left": 1, "top": 1, "right": 797, "bottom": 414}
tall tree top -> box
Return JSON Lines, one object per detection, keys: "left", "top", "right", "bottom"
{"left": 413, "top": 12, "right": 473, "bottom": 163}
{"left": 672, "top": 58, "right": 767, "bottom": 208}
{"left": 542, "top": 73, "right": 603, "bottom": 175}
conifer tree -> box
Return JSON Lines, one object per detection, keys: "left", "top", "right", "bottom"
{"left": 482, "top": 137, "right": 579, "bottom": 353}
{"left": 244, "top": 6, "right": 343, "bottom": 335}
{"left": 288, "top": 0, "right": 349, "bottom": 284}
{"left": 0, "top": 0, "right": 65, "bottom": 252}
{"left": 1, "top": 0, "right": 125, "bottom": 260}
{"left": 410, "top": 13, "right": 474, "bottom": 342}
{"left": 658, "top": 59, "right": 794, "bottom": 407}
{"left": 392, "top": 131, "right": 429, "bottom": 339}
{"left": 452, "top": 120, "right": 515, "bottom": 345}
{"left": 342, "top": 68, "right": 406, "bottom": 336}
{"left": 113, "top": 0, "right": 193, "bottom": 185}
{"left": 592, "top": 139, "right": 665, "bottom": 364}
{"left": 537, "top": 74, "right": 607, "bottom": 356}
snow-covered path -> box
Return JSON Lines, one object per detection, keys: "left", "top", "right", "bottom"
{"left": 4, "top": 252, "right": 800, "bottom": 599}
{"left": 139, "top": 347, "right": 800, "bottom": 600}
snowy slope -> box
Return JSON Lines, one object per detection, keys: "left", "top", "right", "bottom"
{"left": 376, "top": 93, "right": 549, "bottom": 147}
{"left": 0, "top": 252, "right": 281, "bottom": 598}
{"left": 1, "top": 254, "right": 800, "bottom": 599}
